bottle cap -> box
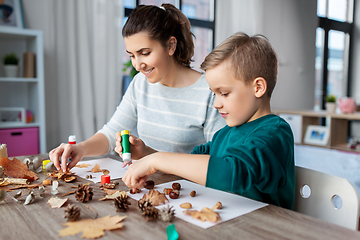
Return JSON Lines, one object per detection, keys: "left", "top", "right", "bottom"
{"left": 101, "top": 175, "right": 111, "bottom": 185}
{"left": 122, "top": 153, "right": 131, "bottom": 162}
{"left": 120, "top": 130, "right": 129, "bottom": 136}
{"left": 68, "top": 135, "right": 76, "bottom": 144}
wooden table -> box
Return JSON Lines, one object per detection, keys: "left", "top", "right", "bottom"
{"left": 1, "top": 154, "right": 360, "bottom": 240}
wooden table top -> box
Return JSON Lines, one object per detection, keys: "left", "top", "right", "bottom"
{"left": 1, "top": 154, "right": 360, "bottom": 240}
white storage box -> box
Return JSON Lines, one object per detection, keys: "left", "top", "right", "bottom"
{"left": 0, "top": 107, "right": 26, "bottom": 124}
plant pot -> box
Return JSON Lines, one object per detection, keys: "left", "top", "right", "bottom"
{"left": 4, "top": 65, "right": 19, "bottom": 77}
{"left": 326, "top": 102, "right": 336, "bottom": 113}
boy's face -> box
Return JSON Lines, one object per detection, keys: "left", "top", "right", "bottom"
{"left": 205, "top": 62, "right": 262, "bottom": 127}
{"left": 124, "top": 32, "right": 173, "bottom": 84}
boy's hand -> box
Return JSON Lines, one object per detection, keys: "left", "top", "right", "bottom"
{"left": 114, "top": 132, "right": 151, "bottom": 167}
{"left": 122, "top": 155, "right": 157, "bottom": 189}
{"left": 49, "top": 143, "right": 85, "bottom": 171}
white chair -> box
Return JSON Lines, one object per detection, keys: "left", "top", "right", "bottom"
{"left": 293, "top": 166, "right": 360, "bottom": 230}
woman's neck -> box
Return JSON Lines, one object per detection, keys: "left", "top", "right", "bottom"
{"left": 160, "top": 63, "right": 201, "bottom": 88}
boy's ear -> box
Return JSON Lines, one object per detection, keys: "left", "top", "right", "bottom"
{"left": 167, "top": 36, "right": 177, "bottom": 56}
{"left": 254, "top": 77, "right": 267, "bottom": 98}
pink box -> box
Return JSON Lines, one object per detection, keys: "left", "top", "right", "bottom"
{"left": 0, "top": 127, "right": 39, "bottom": 157}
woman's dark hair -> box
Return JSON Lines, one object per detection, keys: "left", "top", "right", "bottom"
{"left": 122, "top": 4, "right": 195, "bottom": 67}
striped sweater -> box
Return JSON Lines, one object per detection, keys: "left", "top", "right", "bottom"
{"left": 98, "top": 73, "right": 226, "bottom": 154}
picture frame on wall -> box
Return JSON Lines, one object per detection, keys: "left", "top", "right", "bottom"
{"left": 304, "top": 125, "right": 330, "bottom": 146}
{"left": 0, "top": 0, "right": 24, "bottom": 28}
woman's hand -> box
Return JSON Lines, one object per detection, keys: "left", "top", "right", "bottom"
{"left": 49, "top": 143, "right": 86, "bottom": 171}
{"left": 115, "top": 132, "right": 156, "bottom": 167}
{"left": 122, "top": 154, "right": 158, "bottom": 189}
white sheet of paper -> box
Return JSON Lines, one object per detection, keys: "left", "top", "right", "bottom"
{"left": 129, "top": 179, "right": 268, "bottom": 229}
{"left": 72, "top": 158, "right": 127, "bottom": 183}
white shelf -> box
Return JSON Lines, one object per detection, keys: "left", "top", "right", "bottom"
{"left": 0, "top": 122, "right": 40, "bottom": 128}
{"left": 0, "top": 77, "right": 38, "bottom": 82}
{"left": 0, "top": 27, "right": 46, "bottom": 154}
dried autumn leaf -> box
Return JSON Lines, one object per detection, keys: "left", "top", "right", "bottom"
{"left": 91, "top": 164, "right": 102, "bottom": 173}
{"left": 47, "top": 170, "right": 75, "bottom": 180}
{"left": 103, "top": 189, "right": 119, "bottom": 195}
{"left": 59, "top": 215, "right": 126, "bottom": 239}
{"left": 75, "top": 163, "right": 91, "bottom": 168}
{"left": 0, "top": 179, "right": 9, "bottom": 186}
{"left": 64, "top": 176, "right": 76, "bottom": 182}
{"left": 48, "top": 197, "right": 69, "bottom": 208}
{"left": 183, "top": 207, "right": 221, "bottom": 223}
{"left": 0, "top": 157, "right": 38, "bottom": 181}
{"left": 99, "top": 190, "right": 124, "bottom": 201}
{"left": 142, "top": 189, "right": 168, "bottom": 206}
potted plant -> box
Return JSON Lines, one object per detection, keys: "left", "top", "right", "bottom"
{"left": 122, "top": 60, "right": 139, "bottom": 94}
{"left": 326, "top": 94, "right": 337, "bottom": 113}
{"left": 3, "top": 53, "right": 19, "bottom": 77}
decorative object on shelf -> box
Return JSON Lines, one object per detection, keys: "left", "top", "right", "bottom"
{"left": 338, "top": 97, "right": 356, "bottom": 114}
{"left": 325, "top": 94, "right": 337, "bottom": 113}
{"left": 0, "top": 0, "right": 24, "bottom": 28}
{"left": 3, "top": 52, "right": 19, "bottom": 77}
{"left": 304, "top": 125, "right": 330, "bottom": 146}
{"left": 23, "top": 51, "right": 35, "bottom": 78}
{"left": 19, "top": 109, "right": 33, "bottom": 123}
{"left": 347, "top": 137, "right": 360, "bottom": 150}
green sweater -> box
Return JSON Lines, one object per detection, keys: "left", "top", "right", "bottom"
{"left": 192, "top": 114, "right": 295, "bottom": 209}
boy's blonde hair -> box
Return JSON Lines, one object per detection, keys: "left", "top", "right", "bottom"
{"left": 201, "top": 32, "right": 278, "bottom": 97}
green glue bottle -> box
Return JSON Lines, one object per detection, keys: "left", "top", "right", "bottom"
{"left": 120, "top": 130, "right": 131, "bottom": 162}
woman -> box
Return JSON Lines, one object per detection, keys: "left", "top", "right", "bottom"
{"left": 49, "top": 4, "right": 225, "bottom": 171}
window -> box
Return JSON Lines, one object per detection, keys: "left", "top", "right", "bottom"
{"left": 123, "top": 0, "right": 215, "bottom": 72}
{"left": 315, "top": 0, "right": 354, "bottom": 110}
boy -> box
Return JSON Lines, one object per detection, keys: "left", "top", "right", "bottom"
{"left": 121, "top": 32, "right": 295, "bottom": 210}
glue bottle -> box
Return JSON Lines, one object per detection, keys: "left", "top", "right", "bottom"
{"left": 67, "top": 135, "right": 76, "bottom": 164}
{"left": 120, "top": 130, "right": 131, "bottom": 162}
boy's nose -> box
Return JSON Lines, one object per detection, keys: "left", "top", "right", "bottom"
{"left": 213, "top": 96, "right": 222, "bottom": 109}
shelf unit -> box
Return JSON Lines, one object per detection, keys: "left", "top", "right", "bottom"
{"left": 273, "top": 109, "right": 360, "bottom": 153}
{"left": 0, "top": 26, "right": 46, "bottom": 154}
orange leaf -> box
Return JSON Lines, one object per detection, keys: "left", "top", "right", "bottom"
{"left": 75, "top": 163, "right": 91, "bottom": 168}
{"left": 0, "top": 157, "right": 38, "bottom": 181}
{"left": 183, "top": 207, "right": 221, "bottom": 223}
{"left": 59, "top": 215, "right": 126, "bottom": 239}
{"left": 91, "top": 164, "right": 102, "bottom": 173}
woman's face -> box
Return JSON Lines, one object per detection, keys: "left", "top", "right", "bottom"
{"left": 124, "top": 32, "right": 174, "bottom": 84}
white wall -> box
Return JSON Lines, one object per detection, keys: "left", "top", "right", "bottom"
{"left": 351, "top": 1, "right": 360, "bottom": 104}
{"left": 216, "top": 0, "right": 317, "bottom": 110}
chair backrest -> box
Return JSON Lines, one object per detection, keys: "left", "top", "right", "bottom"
{"left": 294, "top": 166, "right": 359, "bottom": 230}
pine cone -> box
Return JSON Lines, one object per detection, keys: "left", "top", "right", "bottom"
{"left": 142, "top": 206, "right": 158, "bottom": 221}
{"left": 75, "top": 184, "right": 93, "bottom": 203}
{"left": 64, "top": 204, "right": 80, "bottom": 222}
{"left": 137, "top": 198, "right": 152, "bottom": 212}
{"left": 114, "top": 194, "right": 131, "bottom": 212}
{"left": 159, "top": 205, "right": 175, "bottom": 222}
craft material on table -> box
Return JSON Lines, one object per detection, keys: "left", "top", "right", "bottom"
{"left": 129, "top": 179, "right": 268, "bottom": 229}
{"left": 72, "top": 158, "right": 126, "bottom": 183}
